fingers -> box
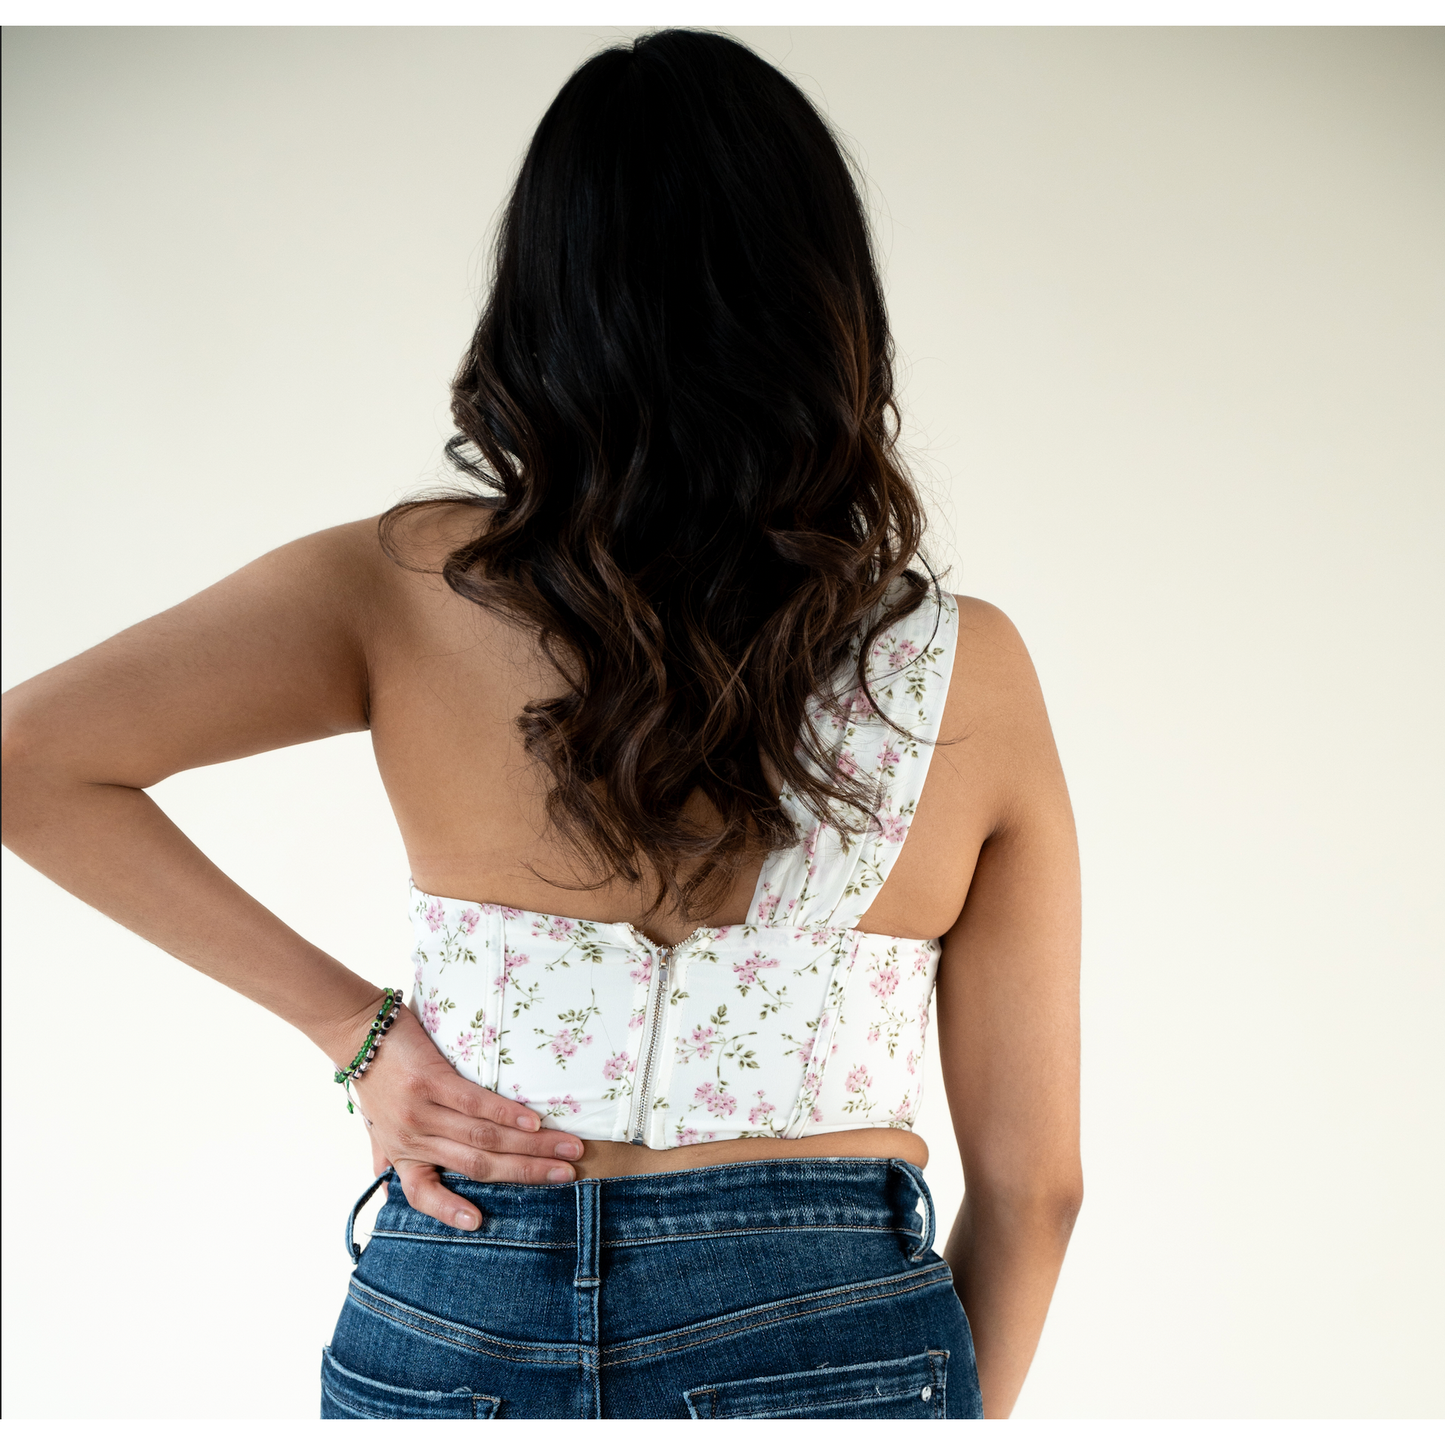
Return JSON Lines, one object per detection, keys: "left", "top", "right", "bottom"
{"left": 413, "top": 1135, "right": 579, "bottom": 1186}
{"left": 379, "top": 1009, "right": 585, "bottom": 1154}
{"left": 392, "top": 1160, "right": 483, "bottom": 1232}
{"left": 411, "top": 1104, "right": 584, "bottom": 1164}
{"left": 353, "top": 1009, "right": 587, "bottom": 1202}
{"left": 427, "top": 1078, "right": 585, "bottom": 1160}
{"left": 430, "top": 1072, "right": 565, "bottom": 1141}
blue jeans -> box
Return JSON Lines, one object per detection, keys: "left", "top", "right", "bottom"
{"left": 322, "top": 1157, "right": 983, "bottom": 1419}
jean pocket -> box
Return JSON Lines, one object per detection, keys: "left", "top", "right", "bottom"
{"left": 684, "top": 1349, "right": 948, "bottom": 1419}
{"left": 320, "top": 1348, "right": 501, "bottom": 1419}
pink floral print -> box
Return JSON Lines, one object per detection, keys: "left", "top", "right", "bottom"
{"left": 869, "top": 964, "right": 900, "bottom": 1000}
{"left": 405, "top": 588, "right": 956, "bottom": 1146}
{"left": 547, "top": 1026, "right": 592, "bottom": 1061}
{"left": 694, "top": 1081, "right": 739, "bottom": 1117}
{"left": 732, "top": 952, "right": 778, "bottom": 987}
{"left": 883, "top": 639, "right": 919, "bottom": 671}
{"left": 479, "top": 902, "right": 523, "bottom": 920}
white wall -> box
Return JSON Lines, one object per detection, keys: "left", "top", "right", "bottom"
{"left": 2, "top": 26, "right": 1442, "bottom": 1419}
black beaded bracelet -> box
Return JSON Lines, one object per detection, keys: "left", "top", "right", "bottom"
{"left": 334, "top": 987, "right": 403, "bottom": 1114}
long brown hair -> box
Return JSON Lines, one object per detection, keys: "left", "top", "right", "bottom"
{"left": 382, "top": 29, "right": 935, "bottom": 920}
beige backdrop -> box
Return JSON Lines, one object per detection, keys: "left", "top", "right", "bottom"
{"left": 2, "top": 26, "right": 1442, "bottom": 1419}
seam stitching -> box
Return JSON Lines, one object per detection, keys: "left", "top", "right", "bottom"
{"left": 347, "top": 1281, "right": 578, "bottom": 1364}
{"left": 368, "top": 1229, "right": 572, "bottom": 1250}
{"left": 606, "top": 1225, "right": 913, "bottom": 1248}
{"left": 321, "top": 1382, "right": 382, "bottom": 1420}
{"left": 369, "top": 1223, "right": 917, "bottom": 1250}
{"left": 606, "top": 1224, "right": 913, "bottom": 1248}
{"left": 346, "top": 1266, "right": 948, "bottom": 1370}
{"left": 601, "top": 1268, "right": 951, "bottom": 1365}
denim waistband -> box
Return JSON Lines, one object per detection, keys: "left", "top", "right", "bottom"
{"left": 348, "top": 1157, "right": 935, "bottom": 1264}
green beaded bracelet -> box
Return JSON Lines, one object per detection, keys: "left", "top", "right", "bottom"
{"left": 334, "top": 987, "right": 403, "bottom": 1113}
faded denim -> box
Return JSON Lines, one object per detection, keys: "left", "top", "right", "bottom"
{"left": 322, "top": 1157, "right": 983, "bottom": 1419}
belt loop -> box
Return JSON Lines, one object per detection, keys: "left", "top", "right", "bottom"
{"left": 574, "top": 1178, "right": 601, "bottom": 1289}
{"left": 891, "top": 1159, "right": 935, "bottom": 1261}
{"left": 345, "top": 1171, "right": 392, "bottom": 1263}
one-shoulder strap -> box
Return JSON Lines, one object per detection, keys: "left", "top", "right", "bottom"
{"left": 749, "top": 585, "right": 959, "bottom": 934}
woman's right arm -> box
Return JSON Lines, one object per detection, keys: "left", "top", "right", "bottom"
{"left": 0, "top": 521, "right": 583, "bottom": 1227}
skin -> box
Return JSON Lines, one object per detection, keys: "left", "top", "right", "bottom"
{"left": 0, "top": 505, "right": 1080, "bottom": 1417}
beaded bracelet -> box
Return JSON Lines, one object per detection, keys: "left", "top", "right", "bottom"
{"left": 334, "top": 987, "right": 404, "bottom": 1114}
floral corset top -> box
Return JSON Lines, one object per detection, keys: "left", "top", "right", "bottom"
{"left": 409, "top": 588, "right": 959, "bottom": 1148}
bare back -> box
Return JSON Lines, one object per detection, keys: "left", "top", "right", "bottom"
{"left": 365, "top": 507, "right": 997, "bottom": 947}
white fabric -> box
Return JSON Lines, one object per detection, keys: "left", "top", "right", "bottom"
{"left": 409, "top": 585, "right": 959, "bottom": 1148}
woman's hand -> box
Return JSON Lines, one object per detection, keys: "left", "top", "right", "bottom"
{"left": 346, "top": 1000, "right": 584, "bottom": 1231}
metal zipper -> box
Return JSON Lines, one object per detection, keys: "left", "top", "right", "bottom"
{"left": 629, "top": 951, "right": 671, "bottom": 1145}
{"left": 620, "top": 921, "right": 713, "bottom": 1146}
{"left": 622, "top": 921, "right": 711, "bottom": 956}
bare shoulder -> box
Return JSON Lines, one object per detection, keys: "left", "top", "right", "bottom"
{"left": 952, "top": 594, "right": 1034, "bottom": 669}
{"left": 269, "top": 501, "right": 483, "bottom": 575}
{"left": 261, "top": 502, "right": 487, "bottom": 623}
{"left": 935, "top": 594, "right": 1069, "bottom": 827}
{"left": 947, "top": 595, "right": 1050, "bottom": 727}
{"left": 0, "top": 505, "right": 492, "bottom": 783}
{"left": 372, "top": 500, "right": 489, "bottom": 573}
{"left": 205, "top": 515, "right": 390, "bottom": 605}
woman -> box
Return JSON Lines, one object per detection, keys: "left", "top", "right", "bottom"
{"left": 1, "top": 29, "right": 1080, "bottom": 1420}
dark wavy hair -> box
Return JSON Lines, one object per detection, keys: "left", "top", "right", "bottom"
{"left": 382, "top": 28, "right": 937, "bottom": 919}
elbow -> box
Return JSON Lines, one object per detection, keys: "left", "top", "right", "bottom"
{"left": 1, "top": 684, "right": 50, "bottom": 766}
{"left": 1, "top": 693, "right": 38, "bottom": 797}
{"left": 1023, "top": 1174, "right": 1083, "bottom": 1240}
{"left": 0, "top": 693, "right": 66, "bottom": 841}
{"left": 1052, "top": 1174, "right": 1084, "bottom": 1236}
{"left": 965, "top": 1166, "right": 1084, "bottom": 1242}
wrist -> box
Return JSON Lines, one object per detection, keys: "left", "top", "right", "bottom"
{"left": 309, "top": 978, "right": 393, "bottom": 1070}
{"left": 331, "top": 987, "right": 405, "bottom": 1114}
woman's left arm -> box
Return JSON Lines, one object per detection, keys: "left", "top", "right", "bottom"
{"left": 932, "top": 601, "right": 1083, "bottom": 1418}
